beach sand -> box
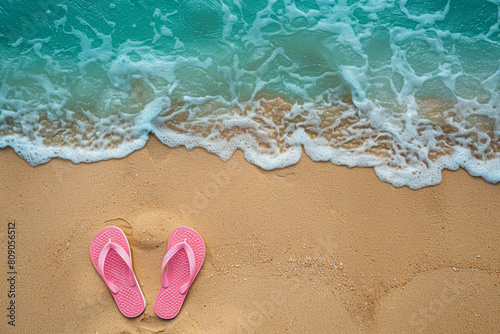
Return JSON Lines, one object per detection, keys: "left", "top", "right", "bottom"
{"left": 1, "top": 135, "right": 499, "bottom": 333}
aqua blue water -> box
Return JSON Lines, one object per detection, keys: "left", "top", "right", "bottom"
{"left": 1, "top": 0, "right": 499, "bottom": 188}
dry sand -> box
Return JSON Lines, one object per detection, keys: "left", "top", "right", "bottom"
{"left": 1, "top": 135, "right": 499, "bottom": 333}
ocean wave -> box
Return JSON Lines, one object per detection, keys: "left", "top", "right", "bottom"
{"left": 1, "top": 0, "right": 499, "bottom": 188}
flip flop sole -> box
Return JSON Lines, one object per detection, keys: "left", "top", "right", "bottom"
{"left": 90, "top": 226, "right": 146, "bottom": 318}
{"left": 154, "top": 226, "right": 205, "bottom": 319}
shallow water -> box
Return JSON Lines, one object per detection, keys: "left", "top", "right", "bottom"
{"left": 0, "top": 0, "right": 499, "bottom": 188}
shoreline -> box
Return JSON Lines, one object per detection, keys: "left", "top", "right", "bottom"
{"left": 1, "top": 135, "right": 499, "bottom": 333}
{"left": 2, "top": 95, "right": 499, "bottom": 189}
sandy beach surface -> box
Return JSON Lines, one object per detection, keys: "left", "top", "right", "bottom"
{"left": 1, "top": 135, "right": 499, "bottom": 333}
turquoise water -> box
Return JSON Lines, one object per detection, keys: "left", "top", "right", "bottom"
{"left": 0, "top": 0, "right": 499, "bottom": 188}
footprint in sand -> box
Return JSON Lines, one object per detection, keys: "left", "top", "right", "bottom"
{"left": 104, "top": 218, "right": 133, "bottom": 234}
{"left": 128, "top": 210, "right": 184, "bottom": 250}
{"left": 103, "top": 214, "right": 181, "bottom": 250}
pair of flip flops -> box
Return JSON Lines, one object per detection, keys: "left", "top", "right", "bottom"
{"left": 90, "top": 226, "right": 205, "bottom": 319}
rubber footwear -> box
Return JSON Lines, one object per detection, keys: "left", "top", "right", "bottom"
{"left": 90, "top": 226, "right": 146, "bottom": 318}
{"left": 154, "top": 226, "right": 205, "bottom": 319}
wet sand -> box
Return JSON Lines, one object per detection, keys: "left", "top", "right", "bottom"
{"left": 0, "top": 135, "right": 499, "bottom": 333}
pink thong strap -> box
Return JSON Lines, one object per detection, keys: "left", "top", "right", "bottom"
{"left": 161, "top": 241, "right": 196, "bottom": 295}
{"left": 97, "top": 240, "right": 136, "bottom": 294}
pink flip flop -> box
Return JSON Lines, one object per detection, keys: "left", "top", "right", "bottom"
{"left": 90, "top": 226, "right": 146, "bottom": 318}
{"left": 154, "top": 226, "right": 206, "bottom": 319}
